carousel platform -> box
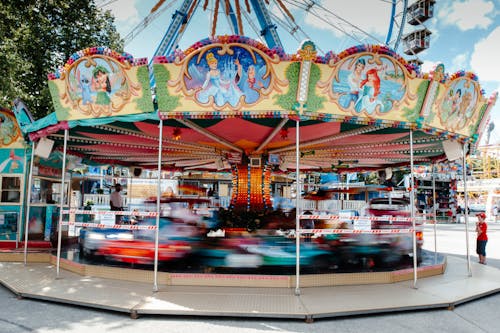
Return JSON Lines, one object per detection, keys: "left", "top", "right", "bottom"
{"left": 1, "top": 255, "right": 499, "bottom": 321}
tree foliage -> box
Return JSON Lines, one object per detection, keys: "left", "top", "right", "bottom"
{"left": 0, "top": 0, "right": 123, "bottom": 119}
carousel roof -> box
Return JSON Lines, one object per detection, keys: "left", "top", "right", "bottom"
{"left": 12, "top": 37, "right": 497, "bottom": 173}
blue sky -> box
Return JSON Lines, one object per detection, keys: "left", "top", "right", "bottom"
{"left": 103, "top": 0, "right": 499, "bottom": 145}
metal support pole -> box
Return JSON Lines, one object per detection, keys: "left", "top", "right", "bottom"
{"left": 432, "top": 163, "right": 438, "bottom": 264}
{"left": 409, "top": 129, "right": 418, "bottom": 288}
{"left": 249, "top": 0, "right": 283, "bottom": 49}
{"left": 18, "top": 146, "right": 28, "bottom": 249}
{"left": 153, "top": 119, "right": 164, "bottom": 292}
{"left": 295, "top": 120, "right": 301, "bottom": 296}
{"left": 23, "top": 143, "right": 35, "bottom": 265}
{"left": 462, "top": 143, "right": 472, "bottom": 276}
{"left": 56, "top": 129, "right": 68, "bottom": 277}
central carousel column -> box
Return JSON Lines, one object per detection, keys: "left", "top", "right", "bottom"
{"left": 230, "top": 162, "right": 272, "bottom": 211}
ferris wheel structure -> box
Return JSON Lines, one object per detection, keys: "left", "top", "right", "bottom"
{"left": 111, "top": 0, "right": 437, "bottom": 87}
{"left": 119, "top": 0, "right": 417, "bottom": 58}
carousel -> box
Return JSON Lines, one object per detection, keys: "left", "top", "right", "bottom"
{"left": 3, "top": 0, "right": 498, "bottom": 293}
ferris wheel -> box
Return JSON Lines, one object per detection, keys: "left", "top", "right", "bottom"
{"left": 116, "top": 0, "right": 415, "bottom": 58}
{"left": 278, "top": 0, "right": 409, "bottom": 52}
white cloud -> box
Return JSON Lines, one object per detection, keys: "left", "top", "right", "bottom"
{"left": 451, "top": 53, "right": 469, "bottom": 72}
{"left": 421, "top": 60, "right": 441, "bottom": 73}
{"left": 421, "top": 53, "right": 470, "bottom": 77}
{"left": 437, "top": 0, "right": 495, "bottom": 31}
{"left": 301, "top": 0, "right": 395, "bottom": 45}
{"left": 103, "top": 0, "right": 142, "bottom": 31}
{"left": 269, "top": 2, "right": 286, "bottom": 21}
{"left": 470, "top": 27, "right": 500, "bottom": 82}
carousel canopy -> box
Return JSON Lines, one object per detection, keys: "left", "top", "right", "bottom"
{"left": 12, "top": 37, "right": 497, "bottom": 173}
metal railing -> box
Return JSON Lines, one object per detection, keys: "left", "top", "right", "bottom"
{"left": 82, "top": 194, "right": 370, "bottom": 214}
{"left": 83, "top": 194, "right": 128, "bottom": 207}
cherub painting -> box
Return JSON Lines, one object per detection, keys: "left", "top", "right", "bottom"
{"left": 185, "top": 47, "right": 270, "bottom": 107}
{"left": 234, "top": 58, "right": 269, "bottom": 104}
{"left": 331, "top": 55, "right": 406, "bottom": 115}
{"left": 354, "top": 67, "right": 387, "bottom": 114}
{"left": 439, "top": 78, "right": 477, "bottom": 131}
{"left": 455, "top": 91, "right": 474, "bottom": 129}
{"left": 0, "top": 149, "right": 23, "bottom": 173}
{"left": 66, "top": 56, "right": 137, "bottom": 117}
{"left": 71, "top": 62, "right": 121, "bottom": 107}
{"left": 194, "top": 52, "right": 242, "bottom": 106}
{"left": 431, "top": 63, "right": 445, "bottom": 82}
{"left": 76, "top": 69, "right": 92, "bottom": 105}
{"left": 0, "top": 112, "right": 20, "bottom": 147}
{"left": 338, "top": 58, "right": 365, "bottom": 108}
{"left": 91, "top": 65, "right": 114, "bottom": 105}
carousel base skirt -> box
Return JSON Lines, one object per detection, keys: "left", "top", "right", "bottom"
{"left": 1, "top": 255, "right": 499, "bottom": 320}
{"left": 0, "top": 250, "right": 445, "bottom": 287}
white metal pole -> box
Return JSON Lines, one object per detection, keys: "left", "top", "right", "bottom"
{"left": 153, "top": 119, "right": 163, "bottom": 292}
{"left": 432, "top": 163, "right": 438, "bottom": 264}
{"left": 462, "top": 143, "right": 472, "bottom": 276}
{"left": 295, "top": 119, "right": 301, "bottom": 296}
{"left": 18, "top": 146, "right": 28, "bottom": 249}
{"left": 56, "top": 129, "right": 68, "bottom": 277}
{"left": 23, "top": 143, "right": 35, "bottom": 265}
{"left": 409, "top": 129, "right": 418, "bottom": 288}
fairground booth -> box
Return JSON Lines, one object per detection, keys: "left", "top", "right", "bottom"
{"left": 5, "top": 34, "right": 496, "bottom": 290}
{"left": 0, "top": 107, "right": 26, "bottom": 245}
{"left": 1, "top": 102, "right": 76, "bottom": 248}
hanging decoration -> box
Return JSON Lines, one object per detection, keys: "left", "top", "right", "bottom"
{"left": 230, "top": 163, "right": 272, "bottom": 211}
{"left": 279, "top": 126, "right": 288, "bottom": 139}
{"left": 172, "top": 127, "right": 182, "bottom": 141}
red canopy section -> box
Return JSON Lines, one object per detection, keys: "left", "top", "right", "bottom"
{"left": 50, "top": 118, "right": 449, "bottom": 171}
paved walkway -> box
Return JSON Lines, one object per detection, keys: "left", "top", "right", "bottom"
{"left": 1, "top": 256, "right": 499, "bottom": 321}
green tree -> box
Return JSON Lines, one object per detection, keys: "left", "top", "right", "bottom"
{"left": 0, "top": 0, "right": 123, "bottom": 119}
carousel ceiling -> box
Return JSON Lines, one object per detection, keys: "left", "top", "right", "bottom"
{"left": 44, "top": 117, "right": 448, "bottom": 172}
